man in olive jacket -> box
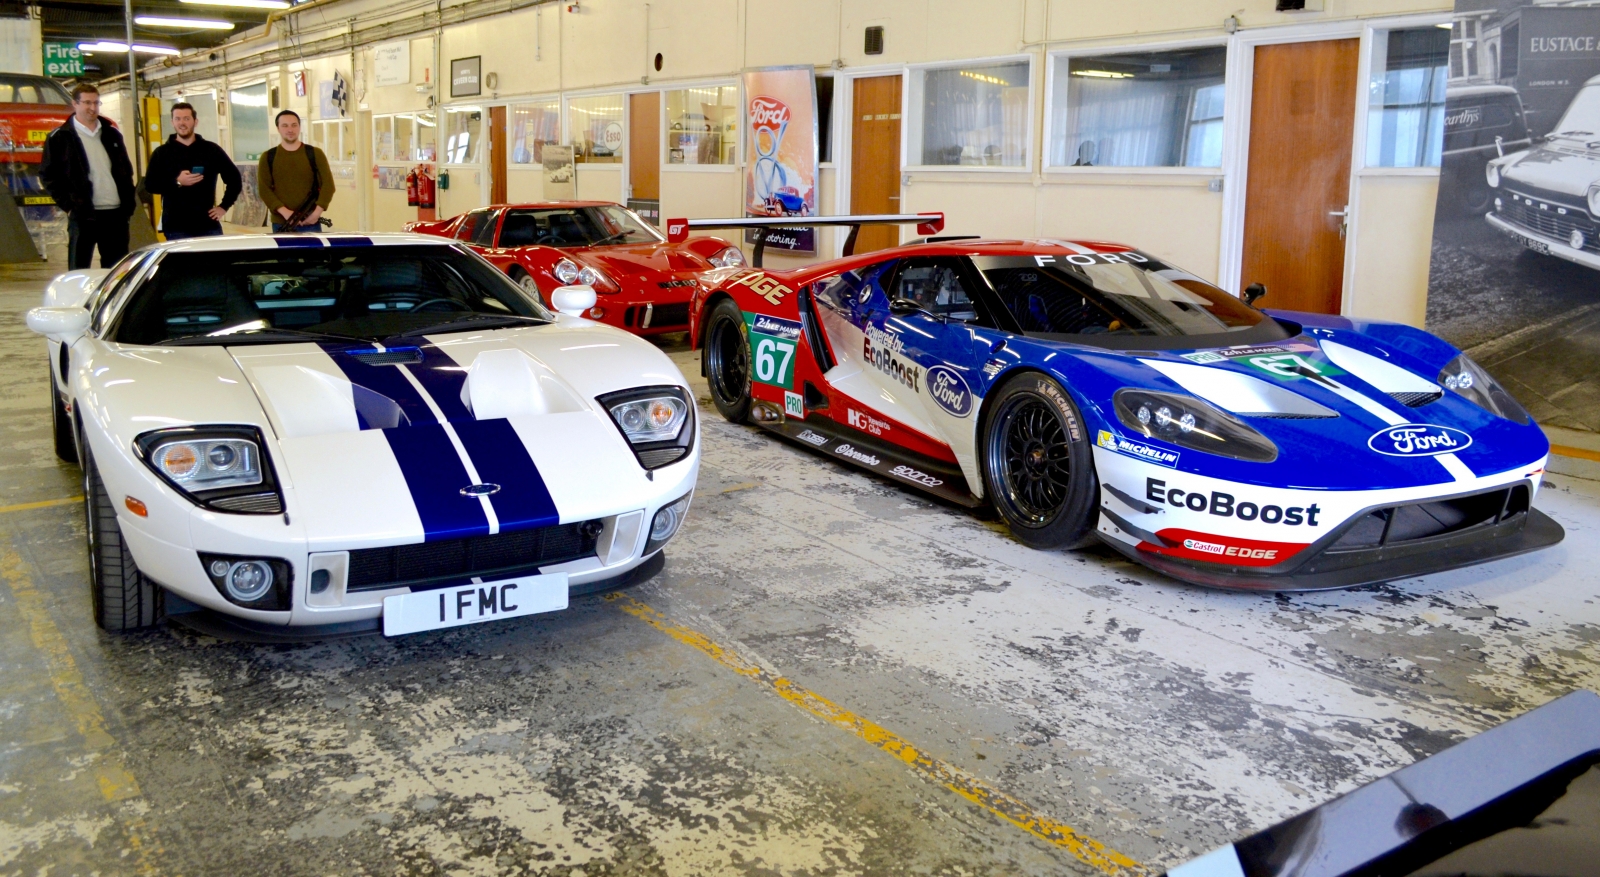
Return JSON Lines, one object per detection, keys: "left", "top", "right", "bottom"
{"left": 257, "top": 110, "right": 335, "bottom": 232}
{"left": 40, "top": 83, "right": 137, "bottom": 268}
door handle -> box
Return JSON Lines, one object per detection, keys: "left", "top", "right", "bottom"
{"left": 1330, "top": 205, "right": 1349, "bottom": 240}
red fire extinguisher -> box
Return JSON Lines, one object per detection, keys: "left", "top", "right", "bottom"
{"left": 405, "top": 167, "right": 419, "bottom": 207}
{"left": 417, "top": 166, "right": 436, "bottom": 210}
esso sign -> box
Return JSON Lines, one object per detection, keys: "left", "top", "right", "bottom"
{"left": 602, "top": 121, "right": 624, "bottom": 153}
{"left": 749, "top": 97, "right": 790, "bottom": 132}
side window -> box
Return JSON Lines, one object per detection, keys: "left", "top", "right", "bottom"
{"left": 891, "top": 258, "right": 979, "bottom": 321}
{"left": 472, "top": 210, "right": 501, "bottom": 247}
{"left": 814, "top": 270, "right": 868, "bottom": 314}
{"left": 455, "top": 211, "right": 484, "bottom": 242}
{"left": 91, "top": 251, "right": 155, "bottom": 334}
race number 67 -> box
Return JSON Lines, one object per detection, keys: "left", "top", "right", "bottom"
{"left": 753, "top": 335, "right": 795, "bottom": 387}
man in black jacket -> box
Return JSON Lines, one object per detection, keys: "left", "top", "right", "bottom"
{"left": 39, "top": 83, "right": 137, "bottom": 269}
{"left": 145, "top": 102, "right": 241, "bottom": 239}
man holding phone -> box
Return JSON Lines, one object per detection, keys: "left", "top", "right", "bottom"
{"left": 145, "top": 102, "right": 241, "bottom": 239}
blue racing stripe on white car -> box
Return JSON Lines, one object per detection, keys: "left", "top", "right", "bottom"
{"left": 273, "top": 236, "right": 325, "bottom": 248}
{"left": 382, "top": 423, "right": 492, "bottom": 540}
{"left": 453, "top": 419, "right": 560, "bottom": 530}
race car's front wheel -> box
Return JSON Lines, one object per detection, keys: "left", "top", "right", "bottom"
{"left": 83, "top": 445, "right": 162, "bottom": 632}
{"left": 981, "top": 374, "right": 1099, "bottom": 550}
{"left": 704, "top": 298, "right": 752, "bottom": 424}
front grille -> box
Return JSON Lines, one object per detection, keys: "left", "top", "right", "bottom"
{"left": 347, "top": 521, "right": 598, "bottom": 592}
{"left": 1501, "top": 193, "right": 1599, "bottom": 251}
{"left": 636, "top": 447, "right": 688, "bottom": 468}
{"left": 1327, "top": 485, "right": 1529, "bottom": 552}
{"left": 1389, "top": 391, "right": 1442, "bottom": 407}
{"left": 210, "top": 492, "right": 284, "bottom": 513}
{"left": 624, "top": 303, "right": 691, "bottom": 329}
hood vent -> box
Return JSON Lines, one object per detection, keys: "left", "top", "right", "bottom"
{"left": 348, "top": 348, "right": 423, "bottom": 365}
{"left": 1318, "top": 340, "right": 1441, "bottom": 401}
{"left": 1389, "top": 390, "right": 1443, "bottom": 408}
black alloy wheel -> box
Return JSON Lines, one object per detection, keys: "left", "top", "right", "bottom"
{"left": 981, "top": 374, "right": 1099, "bottom": 550}
{"left": 83, "top": 442, "right": 162, "bottom": 631}
{"left": 704, "top": 298, "right": 752, "bottom": 424}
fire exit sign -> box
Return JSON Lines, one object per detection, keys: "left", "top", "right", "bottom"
{"left": 43, "top": 43, "right": 85, "bottom": 78}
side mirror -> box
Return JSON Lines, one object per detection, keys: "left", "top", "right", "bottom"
{"left": 550, "top": 284, "right": 598, "bottom": 316}
{"left": 25, "top": 306, "right": 91, "bottom": 343}
{"left": 889, "top": 297, "right": 931, "bottom": 317}
{"left": 1243, "top": 283, "right": 1267, "bottom": 309}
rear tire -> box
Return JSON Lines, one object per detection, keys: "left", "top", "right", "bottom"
{"left": 83, "top": 444, "right": 161, "bottom": 632}
{"left": 50, "top": 366, "right": 77, "bottom": 464}
{"left": 510, "top": 268, "right": 547, "bottom": 307}
{"left": 704, "top": 298, "right": 752, "bottom": 424}
{"left": 980, "top": 374, "right": 1100, "bottom": 550}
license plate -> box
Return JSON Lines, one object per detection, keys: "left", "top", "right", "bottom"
{"left": 1517, "top": 232, "right": 1552, "bottom": 255}
{"left": 382, "top": 573, "right": 568, "bottom": 637}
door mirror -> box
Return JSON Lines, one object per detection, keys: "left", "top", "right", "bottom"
{"left": 550, "top": 284, "right": 598, "bottom": 315}
{"left": 1243, "top": 283, "right": 1268, "bottom": 309}
{"left": 25, "top": 306, "right": 91, "bottom": 343}
{"left": 889, "top": 297, "right": 932, "bottom": 317}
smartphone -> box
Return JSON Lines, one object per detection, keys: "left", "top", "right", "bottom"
{"left": 191, "top": 166, "right": 205, "bottom": 175}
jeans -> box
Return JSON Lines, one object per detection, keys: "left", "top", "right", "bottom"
{"left": 272, "top": 223, "right": 322, "bottom": 233}
{"left": 163, "top": 225, "right": 224, "bottom": 240}
{"left": 67, "top": 209, "right": 130, "bottom": 269}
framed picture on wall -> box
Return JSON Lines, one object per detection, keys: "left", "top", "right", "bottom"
{"left": 450, "top": 56, "right": 482, "bottom": 98}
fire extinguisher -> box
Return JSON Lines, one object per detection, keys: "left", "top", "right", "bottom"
{"left": 405, "top": 167, "right": 419, "bottom": 207}
{"left": 417, "top": 166, "right": 436, "bottom": 210}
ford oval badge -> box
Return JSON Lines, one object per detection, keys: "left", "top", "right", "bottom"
{"left": 460, "top": 483, "right": 502, "bottom": 497}
{"left": 1367, "top": 424, "right": 1473, "bottom": 458}
{"left": 925, "top": 365, "right": 974, "bottom": 417}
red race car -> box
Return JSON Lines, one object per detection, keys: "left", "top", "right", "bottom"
{"left": 406, "top": 202, "right": 745, "bottom": 337}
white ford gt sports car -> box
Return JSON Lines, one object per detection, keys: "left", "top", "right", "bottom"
{"left": 27, "top": 233, "right": 698, "bottom": 638}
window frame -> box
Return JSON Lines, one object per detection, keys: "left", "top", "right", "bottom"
{"left": 561, "top": 88, "right": 628, "bottom": 165}
{"left": 503, "top": 93, "right": 563, "bottom": 173}
{"left": 1042, "top": 37, "right": 1232, "bottom": 176}
{"left": 438, "top": 102, "right": 486, "bottom": 167}
{"left": 371, "top": 111, "right": 438, "bottom": 166}
{"left": 903, "top": 52, "right": 1036, "bottom": 174}
{"left": 662, "top": 79, "right": 741, "bottom": 173}
{"left": 1354, "top": 18, "right": 1453, "bottom": 178}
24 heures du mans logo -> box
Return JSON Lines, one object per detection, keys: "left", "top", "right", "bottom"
{"left": 1367, "top": 424, "right": 1473, "bottom": 457}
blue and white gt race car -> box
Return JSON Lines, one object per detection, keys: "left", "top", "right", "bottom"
{"left": 691, "top": 236, "right": 1561, "bottom": 590}
{"left": 27, "top": 234, "right": 697, "bottom": 637}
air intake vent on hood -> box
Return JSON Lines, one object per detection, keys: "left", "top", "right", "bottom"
{"left": 1389, "top": 390, "right": 1443, "bottom": 408}
{"left": 348, "top": 349, "right": 423, "bottom": 365}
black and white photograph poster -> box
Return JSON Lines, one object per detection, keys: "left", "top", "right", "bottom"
{"left": 1428, "top": 1, "right": 1600, "bottom": 433}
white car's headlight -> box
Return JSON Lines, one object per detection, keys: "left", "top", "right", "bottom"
{"left": 708, "top": 246, "right": 746, "bottom": 269}
{"left": 598, "top": 387, "right": 696, "bottom": 470}
{"left": 137, "top": 427, "right": 283, "bottom": 513}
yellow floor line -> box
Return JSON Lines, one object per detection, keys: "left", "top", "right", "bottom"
{"left": 0, "top": 496, "right": 82, "bottom": 515}
{"left": 607, "top": 593, "right": 1146, "bottom": 876}
{"left": 1551, "top": 444, "right": 1600, "bottom": 463}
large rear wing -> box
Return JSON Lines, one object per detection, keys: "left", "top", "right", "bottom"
{"left": 664, "top": 213, "right": 945, "bottom": 267}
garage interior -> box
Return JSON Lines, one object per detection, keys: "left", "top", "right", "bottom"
{"left": 4, "top": 1, "right": 1600, "bottom": 874}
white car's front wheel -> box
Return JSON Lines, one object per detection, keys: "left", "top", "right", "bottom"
{"left": 83, "top": 446, "right": 162, "bottom": 632}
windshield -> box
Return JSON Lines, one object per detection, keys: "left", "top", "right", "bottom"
{"left": 974, "top": 252, "right": 1289, "bottom": 347}
{"left": 0, "top": 76, "right": 71, "bottom": 105}
{"left": 498, "top": 205, "right": 664, "bottom": 248}
{"left": 1554, "top": 86, "right": 1600, "bottom": 137}
{"left": 113, "top": 245, "right": 551, "bottom": 345}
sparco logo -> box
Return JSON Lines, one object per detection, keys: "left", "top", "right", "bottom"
{"left": 891, "top": 465, "right": 943, "bottom": 487}
{"left": 834, "top": 444, "right": 881, "bottom": 466}
{"left": 1367, "top": 424, "right": 1472, "bottom": 458}
{"left": 925, "top": 365, "right": 973, "bottom": 417}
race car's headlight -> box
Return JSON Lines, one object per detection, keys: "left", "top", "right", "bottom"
{"left": 136, "top": 426, "right": 283, "bottom": 513}
{"left": 1114, "top": 389, "right": 1278, "bottom": 463}
{"left": 708, "top": 246, "right": 746, "bottom": 269}
{"left": 554, "top": 258, "right": 581, "bottom": 284}
{"left": 1439, "top": 354, "right": 1530, "bottom": 425}
{"left": 644, "top": 491, "right": 693, "bottom": 555}
{"left": 598, "top": 386, "right": 697, "bottom": 470}
{"left": 556, "top": 258, "right": 620, "bottom": 293}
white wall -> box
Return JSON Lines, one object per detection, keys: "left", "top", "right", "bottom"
{"left": 0, "top": 18, "right": 42, "bottom": 75}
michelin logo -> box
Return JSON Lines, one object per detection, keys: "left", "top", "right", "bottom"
{"left": 1096, "top": 430, "right": 1180, "bottom": 467}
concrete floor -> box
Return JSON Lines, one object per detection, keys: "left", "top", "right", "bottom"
{"left": 2, "top": 255, "right": 1599, "bottom": 877}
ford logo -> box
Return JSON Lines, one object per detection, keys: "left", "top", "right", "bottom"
{"left": 1367, "top": 424, "right": 1473, "bottom": 457}
{"left": 459, "top": 483, "right": 502, "bottom": 497}
{"left": 925, "top": 365, "right": 973, "bottom": 418}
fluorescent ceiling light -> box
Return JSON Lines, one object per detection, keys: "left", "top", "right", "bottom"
{"left": 960, "top": 71, "right": 1011, "bottom": 86}
{"left": 78, "top": 41, "right": 181, "bottom": 55}
{"left": 135, "top": 15, "right": 235, "bottom": 29}
{"left": 1437, "top": 22, "right": 1454, "bottom": 28}
{"left": 179, "top": 0, "right": 290, "bottom": 9}
{"left": 1072, "top": 69, "right": 1132, "bottom": 79}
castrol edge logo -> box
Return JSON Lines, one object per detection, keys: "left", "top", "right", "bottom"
{"left": 749, "top": 97, "right": 791, "bottom": 132}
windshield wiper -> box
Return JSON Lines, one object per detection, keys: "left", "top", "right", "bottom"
{"left": 161, "top": 326, "right": 364, "bottom": 346}
{"left": 393, "top": 313, "right": 549, "bottom": 338}
{"left": 588, "top": 230, "right": 635, "bottom": 247}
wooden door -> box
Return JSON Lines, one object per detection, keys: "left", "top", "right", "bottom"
{"left": 489, "top": 105, "right": 508, "bottom": 204}
{"left": 1241, "top": 39, "right": 1359, "bottom": 314}
{"left": 629, "top": 92, "right": 660, "bottom": 202}
{"left": 851, "top": 75, "right": 902, "bottom": 254}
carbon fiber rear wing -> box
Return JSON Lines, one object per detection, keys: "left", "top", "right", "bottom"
{"left": 664, "top": 213, "right": 945, "bottom": 267}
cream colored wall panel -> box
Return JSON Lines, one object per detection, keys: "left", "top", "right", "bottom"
{"left": 1346, "top": 174, "right": 1437, "bottom": 328}
{"left": 925, "top": 0, "right": 1027, "bottom": 62}
{"left": 506, "top": 169, "right": 545, "bottom": 203}
{"left": 576, "top": 165, "right": 623, "bottom": 202}
{"left": 442, "top": 8, "right": 562, "bottom": 100}
{"left": 438, "top": 168, "right": 486, "bottom": 218}
{"left": 839, "top": 0, "right": 927, "bottom": 66}
{"left": 362, "top": 38, "right": 433, "bottom": 115}
{"left": 1045, "top": 0, "right": 1448, "bottom": 42}
{"left": 1036, "top": 178, "right": 1225, "bottom": 282}
{"left": 660, "top": 170, "right": 742, "bottom": 224}
{"left": 372, "top": 187, "right": 413, "bottom": 232}
{"left": 646, "top": 0, "right": 743, "bottom": 80}
{"left": 902, "top": 177, "right": 1037, "bottom": 241}
{"left": 561, "top": 3, "right": 648, "bottom": 90}
{"left": 746, "top": 0, "right": 839, "bottom": 68}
